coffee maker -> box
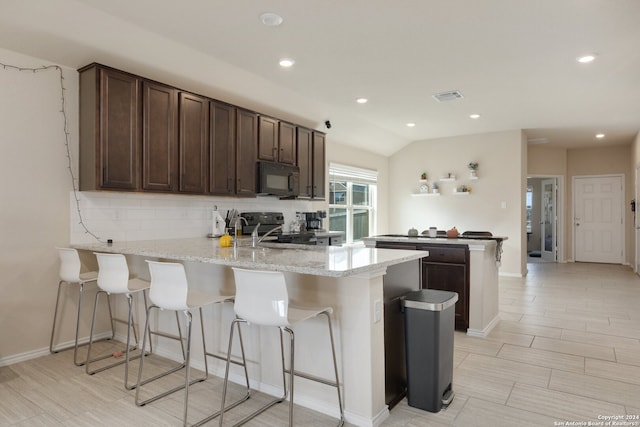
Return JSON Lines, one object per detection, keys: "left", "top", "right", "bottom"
{"left": 297, "top": 210, "right": 327, "bottom": 231}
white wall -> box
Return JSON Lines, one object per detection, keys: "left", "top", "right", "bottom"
{"left": 388, "top": 130, "right": 526, "bottom": 276}
{"left": 0, "top": 48, "right": 79, "bottom": 361}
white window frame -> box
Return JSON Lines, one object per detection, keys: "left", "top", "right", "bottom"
{"left": 329, "top": 163, "right": 378, "bottom": 244}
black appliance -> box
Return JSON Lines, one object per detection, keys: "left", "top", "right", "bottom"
{"left": 258, "top": 161, "right": 300, "bottom": 198}
{"left": 240, "top": 212, "right": 317, "bottom": 245}
{"left": 297, "top": 210, "right": 327, "bottom": 231}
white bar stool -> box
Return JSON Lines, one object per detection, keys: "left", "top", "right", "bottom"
{"left": 135, "top": 261, "right": 250, "bottom": 427}
{"left": 50, "top": 248, "right": 114, "bottom": 366}
{"left": 85, "top": 253, "right": 151, "bottom": 389}
{"left": 219, "top": 267, "right": 344, "bottom": 427}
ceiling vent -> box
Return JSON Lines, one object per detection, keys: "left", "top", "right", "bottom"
{"left": 432, "top": 90, "right": 464, "bottom": 102}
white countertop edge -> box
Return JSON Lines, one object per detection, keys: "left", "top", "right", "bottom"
{"left": 72, "top": 238, "right": 428, "bottom": 278}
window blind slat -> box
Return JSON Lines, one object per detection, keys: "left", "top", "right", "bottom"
{"left": 329, "top": 163, "right": 378, "bottom": 184}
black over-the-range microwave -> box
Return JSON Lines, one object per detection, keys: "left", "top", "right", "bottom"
{"left": 257, "top": 161, "right": 300, "bottom": 198}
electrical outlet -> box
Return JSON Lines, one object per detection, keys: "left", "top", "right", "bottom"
{"left": 373, "top": 299, "right": 382, "bottom": 323}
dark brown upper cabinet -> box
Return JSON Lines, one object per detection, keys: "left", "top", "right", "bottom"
{"left": 79, "top": 64, "right": 141, "bottom": 191}
{"left": 278, "top": 121, "right": 297, "bottom": 165}
{"left": 313, "top": 132, "right": 326, "bottom": 200}
{"left": 258, "top": 116, "right": 279, "bottom": 162}
{"left": 236, "top": 108, "right": 258, "bottom": 196}
{"left": 258, "top": 116, "right": 296, "bottom": 164}
{"left": 79, "top": 63, "right": 323, "bottom": 199}
{"left": 296, "top": 127, "right": 325, "bottom": 200}
{"left": 142, "top": 81, "right": 178, "bottom": 192}
{"left": 209, "top": 101, "right": 236, "bottom": 195}
{"left": 179, "top": 92, "right": 209, "bottom": 194}
{"left": 297, "top": 127, "right": 313, "bottom": 199}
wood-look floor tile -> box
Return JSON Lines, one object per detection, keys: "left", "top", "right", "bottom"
{"left": 485, "top": 329, "right": 535, "bottom": 347}
{"left": 497, "top": 344, "right": 585, "bottom": 373}
{"left": 457, "top": 353, "right": 550, "bottom": 388}
{"left": 531, "top": 336, "right": 616, "bottom": 361}
{"left": 10, "top": 413, "right": 65, "bottom": 427}
{"left": 561, "top": 329, "right": 640, "bottom": 350}
{"left": 548, "top": 369, "right": 640, "bottom": 408}
{"left": 587, "top": 322, "right": 640, "bottom": 340}
{"left": 520, "top": 314, "right": 587, "bottom": 331}
{"left": 616, "top": 347, "right": 640, "bottom": 367}
{"left": 507, "top": 383, "right": 626, "bottom": 421}
{"left": 451, "top": 368, "right": 514, "bottom": 405}
{"left": 454, "top": 396, "right": 557, "bottom": 427}
{"left": 493, "top": 319, "right": 563, "bottom": 339}
{"left": 498, "top": 311, "right": 523, "bottom": 321}
{"left": 585, "top": 358, "right": 640, "bottom": 385}
{"left": 0, "top": 383, "right": 43, "bottom": 425}
{"left": 453, "top": 333, "right": 505, "bottom": 357}
{"left": 542, "top": 308, "right": 612, "bottom": 324}
{"left": 627, "top": 406, "right": 640, "bottom": 416}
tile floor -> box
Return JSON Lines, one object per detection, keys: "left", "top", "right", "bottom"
{"left": 0, "top": 262, "right": 639, "bottom": 426}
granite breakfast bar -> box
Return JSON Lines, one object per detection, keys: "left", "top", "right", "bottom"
{"left": 73, "top": 237, "right": 428, "bottom": 427}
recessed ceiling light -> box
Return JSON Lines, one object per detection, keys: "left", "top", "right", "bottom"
{"left": 279, "top": 58, "right": 295, "bottom": 67}
{"left": 469, "top": 114, "right": 481, "bottom": 119}
{"left": 260, "top": 12, "right": 283, "bottom": 26}
{"left": 356, "top": 98, "right": 368, "bottom": 104}
{"left": 406, "top": 123, "right": 416, "bottom": 127}
{"left": 595, "top": 133, "right": 605, "bottom": 139}
{"left": 577, "top": 54, "right": 596, "bottom": 63}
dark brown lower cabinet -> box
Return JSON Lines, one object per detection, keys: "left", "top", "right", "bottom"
{"left": 375, "top": 241, "right": 470, "bottom": 331}
{"left": 420, "top": 244, "right": 470, "bottom": 331}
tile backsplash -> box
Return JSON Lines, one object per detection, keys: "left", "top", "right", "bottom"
{"left": 70, "top": 191, "right": 317, "bottom": 244}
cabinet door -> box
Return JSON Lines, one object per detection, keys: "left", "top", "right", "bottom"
{"left": 142, "top": 81, "right": 178, "bottom": 191}
{"left": 98, "top": 68, "right": 140, "bottom": 190}
{"left": 179, "top": 92, "right": 209, "bottom": 193}
{"left": 278, "top": 121, "right": 296, "bottom": 164}
{"left": 258, "top": 116, "right": 278, "bottom": 162}
{"left": 209, "top": 101, "right": 236, "bottom": 195}
{"left": 296, "top": 127, "right": 313, "bottom": 198}
{"left": 312, "top": 132, "right": 326, "bottom": 199}
{"left": 421, "top": 262, "right": 469, "bottom": 330}
{"left": 236, "top": 108, "right": 257, "bottom": 196}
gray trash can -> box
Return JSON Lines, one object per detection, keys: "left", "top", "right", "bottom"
{"left": 401, "top": 289, "right": 458, "bottom": 412}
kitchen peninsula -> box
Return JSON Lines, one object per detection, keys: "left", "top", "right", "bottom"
{"left": 73, "top": 237, "right": 428, "bottom": 427}
{"left": 363, "top": 234, "right": 506, "bottom": 337}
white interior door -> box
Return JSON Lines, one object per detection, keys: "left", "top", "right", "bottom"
{"left": 574, "top": 176, "right": 623, "bottom": 264}
{"left": 635, "top": 167, "right": 640, "bottom": 273}
{"left": 541, "top": 179, "right": 557, "bottom": 262}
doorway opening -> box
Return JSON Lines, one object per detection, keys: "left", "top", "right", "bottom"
{"left": 526, "top": 176, "right": 563, "bottom": 264}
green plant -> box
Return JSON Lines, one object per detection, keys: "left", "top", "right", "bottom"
{"left": 468, "top": 162, "right": 478, "bottom": 170}
{"left": 420, "top": 172, "right": 427, "bottom": 180}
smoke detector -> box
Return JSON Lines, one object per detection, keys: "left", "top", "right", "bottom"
{"left": 432, "top": 90, "right": 464, "bottom": 102}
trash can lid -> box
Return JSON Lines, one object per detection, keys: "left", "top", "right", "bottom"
{"left": 401, "top": 289, "right": 459, "bottom": 311}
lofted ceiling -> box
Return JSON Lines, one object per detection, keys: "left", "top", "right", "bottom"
{"left": 0, "top": 0, "right": 638, "bottom": 156}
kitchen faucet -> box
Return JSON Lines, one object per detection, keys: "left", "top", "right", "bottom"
{"left": 252, "top": 224, "right": 283, "bottom": 248}
{"left": 234, "top": 217, "right": 248, "bottom": 249}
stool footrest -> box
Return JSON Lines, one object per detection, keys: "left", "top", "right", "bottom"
{"left": 190, "top": 391, "right": 251, "bottom": 427}
{"left": 136, "top": 372, "right": 205, "bottom": 406}
{"left": 205, "top": 351, "right": 246, "bottom": 367}
{"left": 150, "top": 330, "right": 183, "bottom": 341}
{"left": 284, "top": 368, "right": 339, "bottom": 388}
{"left": 227, "top": 395, "right": 285, "bottom": 427}
{"left": 86, "top": 349, "right": 146, "bottom": 375}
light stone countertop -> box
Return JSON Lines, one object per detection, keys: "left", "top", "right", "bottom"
{"left": 73, "top": 237, "right": 427, "bottom": 278}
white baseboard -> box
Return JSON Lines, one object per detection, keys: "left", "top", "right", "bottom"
{"left": 466, "top": 315, "right": 499, "bottom": 338}
{"left": 0, "top": 331, "right": 113, "bottom": 367}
